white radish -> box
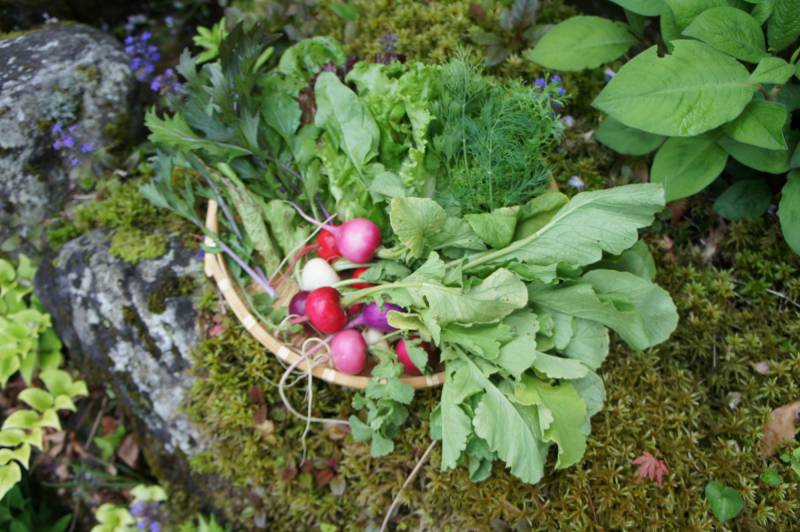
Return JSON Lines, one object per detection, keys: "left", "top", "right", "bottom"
{"left": 363, "top": 327, "right": 391, "bottom": 352}
{"left": 300, "top": 258, "right": 340, "bottom": 291}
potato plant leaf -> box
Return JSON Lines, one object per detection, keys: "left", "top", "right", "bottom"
{"left": 714, "top": 179, "right": 772, "bottom": 220}
{"left": 651, "top": 134, "right": 728, "bottom": 201}
{"left": 767, "top": 0, "right": 800, "bottom": 52}
{"left": 721, "top": 100, "right": 788, "bottom": 150}
{"left": 682, "top": 7, "right": 767, "bottom": 62}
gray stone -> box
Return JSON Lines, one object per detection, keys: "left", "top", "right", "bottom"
{"left": 0, "top": 23, "right": 136, "bottom": 257}
{"left": 34, "top": 230, "right": 213, "bottom": 494}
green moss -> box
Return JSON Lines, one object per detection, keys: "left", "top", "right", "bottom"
{"left": 0, "top": 30, "right": 26, "bottom": 40}
{"left": 147, "top": 275, "right": 196, "bottom": 314}
{"left": 76, "top": 64, "right": 100, "bottom": 82}
{"left": 45, "top": 222, "right": 81, "bottom": 251}
{"left": 108, "top": 227, "right": 169, "bottom": 263}
{"left": 72, "top": 177, "right": 189, "bottom": 264}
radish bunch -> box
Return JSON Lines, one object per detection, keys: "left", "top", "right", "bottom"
{"left": 283, "top": 215, "right": 436, "bottom": 376}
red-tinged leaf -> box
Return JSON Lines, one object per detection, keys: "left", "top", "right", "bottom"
{"left": 316, "top": 469, "right": 335, "bottom": 486}
{"left": 281, "top": 467, "right": 297, "bottom": 482}
{"left": 632, "top": 451, "right": 669, "bottom": 487}
{"left": 760, "top": 401, "right": 800, "bottom": 457}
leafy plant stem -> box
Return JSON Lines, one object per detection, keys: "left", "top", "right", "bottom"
{"left": 791, "top": 46, "right": 800, "bottom": 64}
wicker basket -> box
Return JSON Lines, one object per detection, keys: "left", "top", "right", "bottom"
{"left": 203, "top": 201, "right": 446, "bottom": 389}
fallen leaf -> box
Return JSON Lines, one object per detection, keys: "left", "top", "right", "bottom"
{"left": 116, "top": 434, "right": 140, "bottom": 468}
{"left": 100, "top": 416, "right": 119, "bottom": 435}
{"left": 253, "top": 404, "right": 268, "bottom": 426}
{"left": 760, "top": 401, "right": 800, "bottom": 457}
{"left": 281, "top": 466, "right": 297, "bottom": 482}
{"left": 329, "top": 475, "right": 346, "bottom": 496}
{"left": 632, "top": 451, "right": 669, "bottom": 487}
{"left": 324, "top": 421, "right": 350, "bottom": 441}
{"left": 316, "top": 469, "right": 335, "bottom": 486}
{"left": 668, "top": 199, "right": 688, "bottom": 224}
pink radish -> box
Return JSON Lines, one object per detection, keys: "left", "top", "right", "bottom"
{"left": 396, "top": 339, "right": 436, "bottom": 376}
{"left": 330, "top": 329, "right": 367, "bottom": 375}
{"left": 292, "top": 206, "right": 381, "bottom": 264}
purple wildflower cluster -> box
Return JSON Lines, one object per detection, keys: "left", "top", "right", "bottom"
{"left": 534, "top": 74, "right": 566, "bottom": 97}
{"left": 124, "top": 32, "right": 160, "bottom": 82}
{"left": 130, "top": 500, "right": 164, "bottom": 532}
{"left": 150, "top": 68, "right": 181, "bottom": 95}
{"left": 51, "top": 123, "right": 94, "bottom": 167}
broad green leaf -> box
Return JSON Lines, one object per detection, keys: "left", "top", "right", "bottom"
{"left": 530, "top": 270, "right": 679, "bottom": 351}
{"left": 779, "top": 171, "right": 800, "bottom": 253}
{"left": 495, "top": 336, "right": 538, "bottom": 378}
{"left": 348, "top": 416, "right": 372, "bottom": 441}
{"left": 593, "top": 40, "right": 756, "bottom": 137}
{"left": 0, "top": 445, "right": 30, "bottom": 469}
{"left": 705, "top": 481, "right": 744, "bottom": 522}
{"left": 660, "top": 6, "right": 681, "bottom": 51}
{"left": 469, "top": 359, "right": 548, "bottom": 484}
{"left": 562, "top": 319, "right": 610, "bottom": 370}
{"left": 767, "top": 0, "right": 800, "bottom": 52}
{"left": 261, "top": 77, "right": 301, "bottom": 146}
{"left": 651, "top": 134, "right": 728, "bottom": 201}
{"left": 0, "top": 463, "right": 21, "bottom": 501}
{"left": 718, "top": 135, "right": 794, "bottom": 173}
{"left": 666, "top": 0, "right": 728, "bottom": 30}
{"left": 17, "top": 388, "right": 53, "bottom": 412}
{"left": 609, "top": 0, "right": 665, "bottom": 16}
{"left": 442, "top": 323, "right": 513, "bottom": 360}
{"left": 515, "top": 376, "right": 587, "bottom": 469}
{"left": 465, "top": 210, "right": 517, "bottom": 249}
{"left": 440, "top": 365, "right": 475, "bottom": 470}
{"left": 572, "top": 371, "right": 606, "bottom": 419}
{"left": 722, "top": 101, "right": 788, "bottom": 150}
{"left": 594, "top": 117, "right": 665, "bottom": 155}
{"left": 314, "top": 72, "right": 379, "bottom": 172}
{"left": 514, "top": 191, "right": 569, "bottom": 239}
{"left": 683, "top": 7, "right": 767, "bottom": 62}
{"left": 464, "top": 184, "right": 665, "bottom": 270}
{"left": 0, "top": 429, "right": 25, "bottom": 447}
{"left": 526, "top": 16, "right": 637, "bottom": 71}
{"left": 793, "top": 142, "right": 800, "bottom": 168}
{"left": 531, "top": 352, "right": 589, "bottom": 380}
{"left": 389, "top": 197, "right": 485, "bottom": 259}
{"left": 749, "top": 56, "right": 796, "bottom": 84}
{"left": 594, "top": 240, "right": 657, "bottom": 280}
{"left": 2, "top": 411, "right": 38, "bottom": 431}
{"left": 224, "top": 184, "right": 281, "bottom": 273}
{"left": 714, "top": 179, "right": 772, "bottom": 220}
{"left": 277, "top": 36, "right": 346, "bottom": 79}
{"left": 38, "top": 409, "right": 61, "bottom": 430}
{"left": 751, "top": 0, "right": 776, "bottom": 24}
{"left": 261, "top": 200, "right": 310, "bottom": 258}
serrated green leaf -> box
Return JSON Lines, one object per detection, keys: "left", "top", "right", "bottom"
{"left": 714, "top": 179, "right": 772, "bottom": 220}
{"left": 593, "top": 41, "right": 755, "bottom": 137}
{"left": 749, "top": 56, "right": 796, "bottom": 84}
{"left": 722, "top": 101, "right": 788, "bottom": 150}
{"left": 526, "top": 16, "right": 637, "bottom": 71}
{"left": 779, "top": 171, "right": 800, "bottom": 253}
{"left": 767, "top": 0, "right": 800, "bottom": 52}
{"left": 651, "top": 134, "right": 728, "bottom": 201}
{"left": 440, "top": 367, "right": 474, "bottom": 470}
{"left": 145, "top": 110, "right": 252, "bottom": 160}
{"left": 594, "top": 117, "right": 665, "bottom": 156}
{"left": 470, "top": 361, "right": 548, "bottom": 484}
{"left": 514, "top": 376, "right": 587, "bottom": 469}
{"left": 17, "top": 388, "right": 53, "bottom": 412}
{"left": 348, "top": 416, "right": 372, "bottom": 441}
{"left": 683, "top": 7, "right": 767, "bottom": 62}
{"left": 705, "top": 481, "right": 744, "bottom": 522}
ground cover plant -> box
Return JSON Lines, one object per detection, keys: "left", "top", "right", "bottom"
{"left": 527, "top": 0, "right": 800, "bottom": 253}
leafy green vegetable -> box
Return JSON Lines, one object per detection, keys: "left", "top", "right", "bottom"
{"left": 682, "top": 7, "right": 767, "bottom": 63}
{"left": 594, "top": 117, "right": 665, "bottom": 156}
{"left": 651, "top": 134, "right": 728, "bottom": 201}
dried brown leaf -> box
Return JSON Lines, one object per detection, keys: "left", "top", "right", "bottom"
{"left": 116, "top": 434, "right": 140, "bottom": 468}
{"left": 760, "top": 401, "right": 800, "bottom": 457}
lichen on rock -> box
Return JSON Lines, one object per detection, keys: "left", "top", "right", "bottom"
{"left": 0, "top": 23, "right": 137, "bottom": 257}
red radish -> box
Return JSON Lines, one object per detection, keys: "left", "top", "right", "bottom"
{"left": 351, "top": 267, "right": 373, "bottom": 289}
{"left": 348, "top": 303, "right": 365, "bottom": 315}
{"left": 316, "top": 230, "right": 340, "bottom": 261}
{"left": 395, "top": 339, "right": 436, "bottom": 376}
{"left": 300, "top": 258, "right": 340, "bottom": 291}
{"left": 305, "top": 287, "right": 347, "bottom": 333}
{"left": 292, "top": 206, "right": 382, "bottom": 264}
{"left": 330, "top": 329, "right": 367, "bottom": 374}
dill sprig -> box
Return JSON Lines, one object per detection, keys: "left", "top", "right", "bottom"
{"left": 430, "top": 55, "right": 563, "bottom": 213}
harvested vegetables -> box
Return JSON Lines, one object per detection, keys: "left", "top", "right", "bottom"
{"left": 143, "top": 23, "right": 678, "bottom": 485}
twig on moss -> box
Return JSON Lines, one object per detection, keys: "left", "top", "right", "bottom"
{"left": 380, "top": 440, "right": 437, "bottom": 532}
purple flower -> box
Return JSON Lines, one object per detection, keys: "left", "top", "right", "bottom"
{"left": 534, "top": 77, "right": 547, "bottom": 89}
{"left": 50, "top": 122, "right": 97, "bottom": 167}
{"left": 568, "top": 175, "right": 585, "bottom": 191}
{"left": 141, "top": 31, "right": 151, "bottom": 41}
{"left": 79, "top": 143, "right": 94, "bottom": 154}
{"left": 552, "top": 75, "right": 561, "bottom": 84}
{"left": 136, "top": 522, "right": 148, "bottom": 531}
{"left": 130, "top": 501, "right": 147, "bottom": 517}
{"left": 150, "top": 522, "right": 161, "bottom": 532}
{"left": 51, "top": 123, "right": 62, "bottom": 135}
{"left": 557, "top": 87, "right": 566, "bottom": 97}
{"left": 124, "top": 35, "right": 134, "bottom": 45}
{"left": 164, "top": 16, "right": 175, "bottom": 28}
{"left": 52, "top": 140, "right": 62, "bottom": 150}
{"left": 70, "top": 156, "right": 79, "bottom": 167}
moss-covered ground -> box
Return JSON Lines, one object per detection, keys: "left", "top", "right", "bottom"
{"left": 66, "top": 0, "right": 800, "bottom": 529}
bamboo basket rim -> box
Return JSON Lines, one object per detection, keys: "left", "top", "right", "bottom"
{"left": 203, "top": 200, "right": 446, "bottom": 390}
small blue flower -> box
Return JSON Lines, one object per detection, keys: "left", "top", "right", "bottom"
{"left": 130, "top": 501, "right": 147, "bottom": 517}
{"left": 79, "top": 143, "right": 94, "bottom": 154}
{"left": 51, "top": 123, "right": 62, "bottom": 135}
{"left": 552, "top": 74, "right": 561, "bottom": 84}
{"left": 141, "top": 31, "right": 152, "bottom": 41}
{"left": 568, "top": 175, "right": 585, "bottom": 191}
{"left": 534, "top": 77, "right": 547, "bottom": 89}
{"left": 124, "top": 35, "right": 134, "bottom": 45}
{"left": 150, "top": 522, "right": 162, "bottom": 532}
{"left": 557, "top": 87, "right": 566, "bottom": 97}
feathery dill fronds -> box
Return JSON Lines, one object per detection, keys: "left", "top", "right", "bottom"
{"left": 430, "top": 54, "right": 563, "bottom": 213}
